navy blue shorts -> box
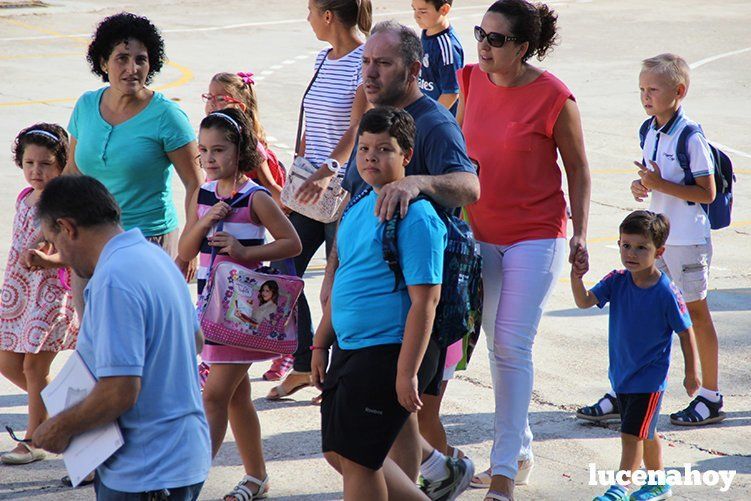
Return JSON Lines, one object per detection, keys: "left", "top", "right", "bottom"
{"left": 617, "top": 391, "right": 664, "bottom": 439}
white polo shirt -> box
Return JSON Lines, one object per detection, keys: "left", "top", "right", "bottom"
{"left": 641, "top": 108, "right": 714, "bottom": 246}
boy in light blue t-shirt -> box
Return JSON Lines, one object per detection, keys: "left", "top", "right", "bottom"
{"left": 311, "top": 107, "right": 447, "bottom": 500}
{"left": 571, "top": 211, "right": 699, "bottom": 501}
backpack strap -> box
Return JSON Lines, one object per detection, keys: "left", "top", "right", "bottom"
{"left": 676, "top": 123, "right": 704, "bottom": 206}
{"left": 341, "top": 186, "right": 373, "bottom": 220}
{"left": 381, "top": 195, "right": 432, "bottom": 292}
{"left": 638, "top": 118, "right": 653, "bottom": 150}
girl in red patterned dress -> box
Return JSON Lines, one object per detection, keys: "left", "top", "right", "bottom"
{"left": 0, "top": 124, "right": 79, "bottom": 465}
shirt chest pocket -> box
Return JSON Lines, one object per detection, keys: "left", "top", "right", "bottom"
{"left": 503, "top": 122, "right": 536, "bottom": 152}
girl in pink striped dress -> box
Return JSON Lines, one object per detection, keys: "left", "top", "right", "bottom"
{"left": 178, "top": 108, "right": 301, "bottom": 500}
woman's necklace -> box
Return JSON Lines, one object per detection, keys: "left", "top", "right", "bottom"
{"left": 216, "top": 174, "right": 248, "bottom": 201}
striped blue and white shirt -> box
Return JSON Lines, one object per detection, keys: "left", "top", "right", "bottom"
{"left": 302, "top": 45, "right": 364, "bottom": 167}
{"left": 418, "top": 26, "right": 464, "bottom": 115}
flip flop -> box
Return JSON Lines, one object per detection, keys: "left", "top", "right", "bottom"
{"left": 1, "top": 442, "right": 46, "bottom": 465}
{"left": 265, "top": 371, "right": 311, "bottom": 401}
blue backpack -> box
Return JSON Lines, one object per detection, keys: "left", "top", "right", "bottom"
{"left": 639, "top": 118, "right": 735, "bottom": 230}
{"left": 343, "top": 188, "right": 483, "bottom": 349}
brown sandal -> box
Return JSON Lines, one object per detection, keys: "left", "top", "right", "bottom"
{"left": 265, "top": 371, "right": 311, "bottom": 400}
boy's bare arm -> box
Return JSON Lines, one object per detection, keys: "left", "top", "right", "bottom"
{"left": 677, "top": 328, "right": 701, "bottom": 396}
{"left": 397, "top": 284, "right": 441, "bottom": 412}
{"left": 570, "top": 273, "right": 598, "bottom": 309}
{"left": 636, "top": 160, "right": 717, "bottom": 204}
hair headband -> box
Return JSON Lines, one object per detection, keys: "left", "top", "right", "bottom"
{"left": 237, "top": 71, "right": 255, "bottom": 85}
{"left": 211, "top": 112, "right": 241, "bottom": 134}
{"left": 25, "top": 129, "right": 60, "bottom": 142}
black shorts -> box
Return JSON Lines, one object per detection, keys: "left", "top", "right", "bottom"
{"left": 618, "top": 391, "right": 664, "bottom": 440}
{"left": 321, "top": 339, "right": 440, "bottom": 470}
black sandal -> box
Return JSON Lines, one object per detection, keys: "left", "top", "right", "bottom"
{"left": 61, "top": 472, "right": 95, "bottom": 487}
{"left": 670, "top": 395, "right": 726, "bottom": 426}
{"left": 576, "top": 393, "right": 620, "bottom": 422}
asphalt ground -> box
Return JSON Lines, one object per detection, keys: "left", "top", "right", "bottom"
{"left": 0, "top": 0, "right": 749, "bottom": 499}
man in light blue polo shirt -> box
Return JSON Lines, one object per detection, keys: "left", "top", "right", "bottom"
{"left": 32, "top": 176, "right": 210, "bottom": 500}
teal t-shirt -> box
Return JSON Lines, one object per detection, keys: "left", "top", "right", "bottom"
{"left": 69, "top": 88, "right": 195, "bottom": 236}
{"left": 332, "top": 191, "right": 447, "bottom": 350}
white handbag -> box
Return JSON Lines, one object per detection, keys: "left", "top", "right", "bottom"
{"left": 280, "top": 48, "right": 348, "bottom": 224}
{"left": 281, "top": 157, "right": 346, "bottom": 223}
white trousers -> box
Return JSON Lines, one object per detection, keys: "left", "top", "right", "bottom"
{"left": 481, "top": 238, "right": 566, "bottom": 479}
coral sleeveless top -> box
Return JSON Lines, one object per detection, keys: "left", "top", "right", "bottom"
{"left": 459, "top": 66, "right": 573, "bottom": 245}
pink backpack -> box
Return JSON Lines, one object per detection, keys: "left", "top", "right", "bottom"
{"left": 197, "top": 187, "right": 303, "bottom": 359}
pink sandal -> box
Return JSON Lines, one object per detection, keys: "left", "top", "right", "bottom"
{"left": 263, "top": 355, "right": 294, "bottom": 382}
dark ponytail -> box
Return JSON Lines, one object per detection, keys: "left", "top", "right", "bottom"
{"left": 488, "top": 0, "right": 559, "bottom": 62}
{"left": 315, "top": 0, "right": 372, "bottom": 36}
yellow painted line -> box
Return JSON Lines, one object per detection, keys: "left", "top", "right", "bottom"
{"left": 591, "top": 168, "right": 751, "bottom": 175}
{"left": 154, "top": 61, "right": 194, "bottom": 91}
{"left": 588, "top": 219, "right": 751, "bottom": 245}
{"left": 0, "top": 18, "right": 193, "bottom": 106}
{"left": 0, "top": 51, "right": 80, "bottom": 61}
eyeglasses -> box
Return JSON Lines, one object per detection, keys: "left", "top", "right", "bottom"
{"left": 201, "top": 93, "right": 245, "bottom": 109}
{"left": 5, "top": 425, "right": 32, "bottom": 444}
{"left": 474, "top": 26, "right": 522, "bottom": 48}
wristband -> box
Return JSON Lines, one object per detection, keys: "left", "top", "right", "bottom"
{"left": 323, "top": 158, "right": 340, "bottom": 174}
{"left": 310, "top": 345, "right": 329, "bottom": 351}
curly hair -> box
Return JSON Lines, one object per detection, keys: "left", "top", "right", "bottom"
{"left": 12, "top": 123, "right": 69, "bottom": 170}
{"left": 86, "top": 12, "right": 165, "bottom": 84}
{"left": 199, "top": 108, "right": 264, "bottom": 174}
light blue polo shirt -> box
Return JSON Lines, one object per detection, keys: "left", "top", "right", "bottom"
{"left": 68, "top": 88, "right": 195, "bottom": 236}
{"left": 76, "top": 229, "right": 210, "bottom": 492}
{"left": 332, "top": 191, "right": 447, "bottom": 350}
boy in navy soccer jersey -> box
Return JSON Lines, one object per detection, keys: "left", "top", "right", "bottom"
{"left": 412, "top": 0, "right": 464, "bottom": 115}
{"left": 571, "top": 211, "right": 700, "bottom": 501}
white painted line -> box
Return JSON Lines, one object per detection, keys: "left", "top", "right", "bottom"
{"left": 270, "top": 65, "right": 283, "bottom": 70}
{"left": 0, "top": 4, "right": 493, "bottom": 42}
{"left": 712, "top": 142, "right": 751, "bottom": 160}
{"left": 282, "top": 60, "right": 295, "bottom": 65}
{"left": 260, "top": 70, "right": 273, "bottom": 75}
{"left": 295, "top": 55, "right": 308, "bottom": 60}
{"left": 690, "top": 46, "right": 751, "bottom": 69}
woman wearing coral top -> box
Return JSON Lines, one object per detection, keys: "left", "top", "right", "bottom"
{"left": 457, "top": 1, "right": 591, "bottom": 500}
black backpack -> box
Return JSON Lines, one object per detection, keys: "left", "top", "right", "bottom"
{"left": 342, "top": 188, "right": 483, "bottom": 349}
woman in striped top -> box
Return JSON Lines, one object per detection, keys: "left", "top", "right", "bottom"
{"left": 269, "top": 0, "right": 372, "bottom": 401}
{"left": 178, "top": 108, "right": 301, "bottom": 500}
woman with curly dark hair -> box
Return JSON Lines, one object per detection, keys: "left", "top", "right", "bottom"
{"left": 454, "top": 1, "right": 591, "bottom": 499}
{"left": 65, "top": 12, "right": 202, "bottom": 285}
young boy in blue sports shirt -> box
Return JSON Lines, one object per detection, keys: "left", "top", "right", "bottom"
{"left": 412, "top": 0, "right": 464, "bottom": 115}
{"left": 311, "top": 106, "right": 447, "bottom": 501}
{"left": 572, "top": 211, "right": 700, "bottom": 501}
{"left": 577, "top": 54, "right": 724, "bottom": 428}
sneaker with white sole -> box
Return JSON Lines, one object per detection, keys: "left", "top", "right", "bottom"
{"left": 419, "top": 456, "right": 475, "bottom": 501}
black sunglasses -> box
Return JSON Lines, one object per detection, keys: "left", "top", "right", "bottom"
{"left": 474, "top": 26, "right": 522, "bottom": 48}
{"left": 5, "top": 425, "right": 32, "bottom": 444}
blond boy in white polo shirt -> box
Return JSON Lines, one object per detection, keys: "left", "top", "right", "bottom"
{"left": 577, "top": 54, "right": 725, "bottom": 432}
{"left": 632, "top": 53, "right": 724, "bottom": 427}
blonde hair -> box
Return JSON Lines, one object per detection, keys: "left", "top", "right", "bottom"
{"left": 641, "top": 53, "right": 690, "bottom": 91}
{"left": 210, "top": 72, "right": 267, "bottom": 146}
